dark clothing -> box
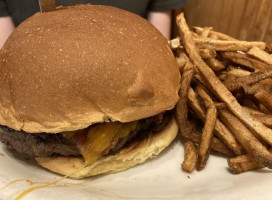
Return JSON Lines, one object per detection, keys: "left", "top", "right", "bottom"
{"left": 0, "top": 0, "right": 188, "bottom": 26}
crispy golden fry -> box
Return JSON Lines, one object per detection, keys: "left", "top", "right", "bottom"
{"left": 176, "top": 13, "right": 272, "bottom": 147}
{"left": 194, "top": 27, "right": 238, "bottom": 41}
{"left": 188, "top": 88, "right": 243, "bottom": 155}
{"left": 242, "top": 106, "right": 262, "bottom": 115}
{"left": 175, "top": 61, "right": 195, "bottom": 125}
{"left": 175, "top": 61, "right": 200, "bottom": 146}
{"left": 205, "top": 57, "right": 226, "bottom": 71}
{"left": 248, "top": 47, "right": 272, "bottom": 65}
{"left": 199, "top": 27, "right": 212, "bottom": 38}
{"left": 228, "top": 154, "right": 263, "bottom": 174}
{"left": 195, "top": 86, "right": 217, "bottom": 171}
{"left": 259, "top": 78, "right": 272, "bottom": 94}
{"left": 177, "top": 89, "right": 233, "bottom": 156}
{"left": 223, "top": 69, "right": 272, "bottom": 91}
{"left": 214, "top": 102, "right": 228, "bottom": 110}
{"left": 181, "top": 140, "right": 197, "bottom": 173}
{"left": 199, "top": 49, "right": 216, "bottom": 59}
{"left": 219, "top": 109, "right": 272, "bottom": 168}
{"left": 175, "top": 61, "right": 232, "bottom": 156}
{"left": 193, "top": 37, "right": 266, "bottom": 52}
{"left": 254, "top": 89, "right": 272, "bottom": 112}
{"left": 251, "top": 113, "right": 272, "bottom": 128}
{"left": 226, "top": 66, "right": 251, "bottom": 77}
{"left": 176, "top": 50, "right": 189, "bottom": 71}
{"left": 218, "top": 73, "right": 232, "bottom": 82}
{"left": 210, "top": 138, "right": 233, "bottom": 156}
{"left": 221, "top": 52, "right": 268, "bottom": 71}
{"left": 183, "top": 129, "right": 233, "bottom": 156}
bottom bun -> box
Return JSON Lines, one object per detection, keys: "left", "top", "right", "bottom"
{"left": 36, "top": 117, "right": 178, "bottom": 179}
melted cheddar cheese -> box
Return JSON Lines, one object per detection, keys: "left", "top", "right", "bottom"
{"left": 62, "top": 121, "right": 138, "bottom": 165}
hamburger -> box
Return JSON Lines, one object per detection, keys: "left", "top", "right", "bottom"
{"left": 0, "top": 5, "right": 180, "bottom": 179}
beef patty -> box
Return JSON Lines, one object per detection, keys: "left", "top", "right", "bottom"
{"left": 0, "top": 113, "right": 170, "bottom": 157}
{"left": 0, "top": 126, "right": 80, "bottom": 157}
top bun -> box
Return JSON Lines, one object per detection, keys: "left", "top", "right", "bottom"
{"left": 0, "top": 5, "right": 180, "bottom": 133}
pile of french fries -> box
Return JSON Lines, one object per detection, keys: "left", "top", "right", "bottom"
{"left": 171, "top": 13, "right": 272, "bottom": 174}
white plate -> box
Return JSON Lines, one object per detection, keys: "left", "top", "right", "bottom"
{"left": 0, "top": 139, "right": 271, "bottom": 200}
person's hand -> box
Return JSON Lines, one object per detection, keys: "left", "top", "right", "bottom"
{"left": 147, "top": 10, "right": 172, "bottom": 39}
{"left": 0, "top": 16, "right": 15, "bottom": 49}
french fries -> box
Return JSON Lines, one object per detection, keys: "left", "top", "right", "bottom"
{"left": 228, "top": 155, "right": 263, "bottom": 174}
{"left": 193, "top": 37, "right": 266, "bottom": 52}
{"left": 195, "top": 86, "right": 217, "bottom": 171}
{"left": 251, "top": 113, "right": 272, "bottom": 128}
{"left": 220, "top": 51, "right": 268, "bottom": 71}
{"left": 199, "top": 49, "right": 216, "bottom": 59}
{"left": 177, "top": 13, "right": 272, "bottom": 147}
{"left": 219, "top": 109, "right": 272, "bottom": 168}
{"left": 248, "top": 47, "right": 272, "bottom": 65}
{"left": 194, "top": 27, "right": 238, "bottom": 41}
{"left": 182, "top": 140, "right": 197, "bottom": 173}
{"left": 223, "top": 69, "right": 272, "bottom": 91}
{"left": 176, "top": 50, "right": 189, "bottom": 71}
{"left": 204, "top": 57, "right": 226, "bottom": 71}
{"left": 226, "top": 66, "right": 251, "bottom": 77}
{"left": 188, "top": 88, "right": 243, "bottom": 155}
{"left": 173, "top": 12, "right": 272, "bottom": 174}
{"left": 254, "top": 89, "right": 272, "bottom": 112}
{"left": 175, "top": 55, "right": 233, "bottom": 157}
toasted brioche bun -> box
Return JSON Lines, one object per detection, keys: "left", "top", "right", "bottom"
{"left": 0, "top": 5, "right": 180, "bottom": 133}
{"left": 36, "top": 116, "right": 178, "bottom": 179}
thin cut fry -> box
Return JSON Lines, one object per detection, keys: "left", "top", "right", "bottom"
{"left": 181, "top": 140, "right": 197, "bottom": 173}
{"left": 195, "top": 86, "right": 217, "bottom": 171}
{"left": 242, "top": 106, "right": 263, "bottom": 115}
{"left": 176, "top": 13, "right": 272, "bottom": 147}
{"left": 193, "top": 37, "right": 266, "bottom": 52}
{"left": 199, "top": 27, "right": 212, "bottom": 38}
{"left": 188, "top": 88, "right": 243, "bottom": 155}
{"left": 259, "top": 78, "right": 272, "bottom": 94}
{"left": 199, "top": 49, "right": 216, "bottom": 59}
{"left": 205, "top": 57, "right": 226, "bottom": 71}
{"left": 194, "top": 27, "right": 238, "bottom": 41}
{"left": 254, "top": 89, "right": 272, "bottom": 112}
{"left": 248, "top": 47, "right": 272, "bottom": 65}
{"left": 175, "top": 61, "right": 195, "bottom": 137}
{"left": 226, "top": 66, "right": 251, "bottom": 77}
{"left": 175, "top": 61, "right": 232, "bottom": 156}
{"left": 221, "top": 52, "right": 268, "bottom": 71}
{"left": 184, "top": 130, "right": 233, "bottom": 156}
{"left": 176, "top": 50, "right": 189, "bottom": 71}
{"left": 251, "top": 113, "right": 272, "bottom": 128}
{"left": 214, "top": 102, "right": 228, "bottom": 110}
{"left": 219, "top": 109, "right": 272, "bottom": 168}
{"left": 175, "top": 61, "right": 205, "bottom": 152}
{"left": 223, "top": 69, "right": 272, "bottom": 91}
{"left": 228, "top": 154, "right": 263, "bottom": 174}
